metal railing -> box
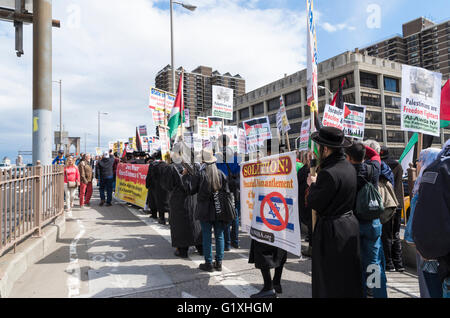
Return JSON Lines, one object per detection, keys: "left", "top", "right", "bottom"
{"left": 0, "top": 165, "right": 64, "bottom": 256}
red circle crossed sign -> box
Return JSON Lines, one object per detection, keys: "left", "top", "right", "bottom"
{"left": 260, "top": 192, "right": 289, "bottom": 232}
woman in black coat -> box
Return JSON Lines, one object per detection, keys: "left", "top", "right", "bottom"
{"left": 307, "top": 127, "right": 363, "bottom": 298}
{"left": 160, "top": 161, "right": 202, "bottom": 258}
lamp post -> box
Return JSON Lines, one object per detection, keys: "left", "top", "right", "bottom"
{"left": 52, "top": 79, "right": 62, "bottom": 151}
{"left": 318, "top": 85, "right": 334, "bottom": 104}
{"left": 98, "top": 111, "right": 109, "bottom": 148}
{"left": 170, "top": 0, "right": 196, "bottom": 94}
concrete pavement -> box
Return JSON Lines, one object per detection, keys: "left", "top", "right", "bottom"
{"left": 8, "top": 187, "right": 419, "bottom": 298}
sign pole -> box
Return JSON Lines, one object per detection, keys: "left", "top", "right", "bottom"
{"left": 285, "top": 132, "right": 291, "bottom": 152}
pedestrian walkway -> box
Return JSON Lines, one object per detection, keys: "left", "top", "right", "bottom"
{"left": 8, "top": 188, "right": 419, "bottom": 298}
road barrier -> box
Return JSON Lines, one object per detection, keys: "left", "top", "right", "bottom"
{"left": 0, "top": 165, "right": 64, "bottom": 256}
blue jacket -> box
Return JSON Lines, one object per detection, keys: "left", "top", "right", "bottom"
{"left": 380, "top": 161, "right": 395, "bottom": 187}
{"left": 52, "top": 155, "right": 66, "bottom": 165}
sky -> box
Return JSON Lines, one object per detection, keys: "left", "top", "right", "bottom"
{"left": 0, "top": 0, "right": 449, "bottom": 163}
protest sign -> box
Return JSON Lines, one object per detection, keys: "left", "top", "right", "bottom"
{"left": 342, "top": 103, "right": 366, "bottom": 140}
{"left": 242, "top": 116, "right": 272, "bottom": 154}
{"left": 95, "top": 147, "right": 102, "bottom": 156}
{"left": 299, "top": 120, "right": 310, "bottom": 151}
{"left": 322, "top": 104, "right": 344, "bottom": 130}
{"left": 142, "top": 136, "right": 149, "bottom": 152}
{"left": 238, "top": 128, "right": 247, "bottom": 154}
{"left": 208, "top": 117, "right": 223, "bottom": 139}
{"left": 276, "top": 96, "right": 291, "bottom": 134}
{"left": 158, "top": 126, "right": 170, "bottom": 158}
{"left": 197, "top": 117, "right": 209, "bottom": 140}
{"left": 240, "top": 152, "right": 300, "bottom": 256}
{"left": 115, "top": 163, "right": 149, "bottom": 208}
{"left": 148, "top": 136, "right": 160, "bottom": 153}
{"left": 184, "top": 108, "right": 190, "bottom": 128}
{"left": 223, "top": 126, "right": 238, "bottom": 153}
{"left": 138, "top": 125, "right": 148, "bottom": 137}
{"left": 401, "top": 65, "right": 442, "bottom": 137}
{"left": 212, "top": 85, "right": 234, "bottom": 120}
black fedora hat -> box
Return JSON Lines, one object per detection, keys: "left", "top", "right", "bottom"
{"left": 311, "top": 126, "right": 352, "bottom": 148}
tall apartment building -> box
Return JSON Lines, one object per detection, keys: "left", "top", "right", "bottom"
{"left": 233, "top": 51, "right": 450, "bottom": 160}
{"left": 360, "top": 17, "right": 450, "bottom": 81}
{"left": 155, "top": 65, "right": 245, "bottom": 126}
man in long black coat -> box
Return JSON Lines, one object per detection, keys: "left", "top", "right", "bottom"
{"left": 145, "top": 151, "right": 170, "bottom": 225}
{"left": 307, "top": 127, "right": 363, "bottom": 298}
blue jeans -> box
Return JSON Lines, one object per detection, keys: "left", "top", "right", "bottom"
{"left": 444, "top": 278, "right": 450, "bottom": 298}
{"left": 359, "top": 219, "right": 388, "bottom": 298}
{"left": 201, "top": 221, "right": 225, "bottom": 264}
{"left": 100, "top": 177, "right": 113, "bottom": 204}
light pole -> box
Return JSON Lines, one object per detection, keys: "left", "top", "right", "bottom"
{"left": 318, "top": 85, "right": 334, "bottom": 104}
{"left": 170, "top": 1, "right": 197, "bottom": 94}
{"left": 53, "top": 79, "right": 62, "bottom": 151}
{"left": 98, "top": 111, "right": 109, "bottom": 148}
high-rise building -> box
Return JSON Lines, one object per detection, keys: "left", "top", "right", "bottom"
{"left": 233, "top": 51, "right": 449, "bottom": 160}
{"left": 360, "top": 17, "right": 450, "bottom": 81}
{"left": 155, "top": 65, "right": 245, "bottom": 126}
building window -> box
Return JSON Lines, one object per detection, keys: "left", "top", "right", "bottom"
{"left": 385, "top": 113, "right": 401, "bottom": 126}
{"left": 344, "top": 93, "right": 355, "bottom": 104}
{"left": 318, "top": 100, "right": 326, "bottom": 114}
{"left": 268, "top": 97, "right": 280, "bottom": 112}
{"left": 360, "top": 72, "right": 379, "bottom": 89}
{"left": 387, "top": 130, "right": 404, "bottom": 143}
{"left": 252, "top": 103, "right": 264, "bottom": 116}
{"left": 361, "top": 92, "right": 381, "bottom": 107}
{"left": 304, "top": 105, "right": 310, "bottom": 117}
{"left": 268, "top": 113, "right": 277, "bottom": 125}
{"left": 239, "top": 108, "right": 249, "bottom": 120}
{"left": 330, "top": 73, "right": 355, "bottom": 92}
{"left": 385, "top": 96, "right": 401, "bottom": 109}
{"left": 286, "top": 108, "right": 302, "bottom": 121}
{"left": 364, "top": 129, "right": 383, "bottom": 142}
{"left": 289, "top": 122, "right": 302, "bottom": 134}
{"left": 366, "top": 111, "right": 382, "bottom": 125}
{"left": 318, "top": 82, "right": 325, "bottom": 97}
{"left": 390, "top": 148, "right": 405, "bottom": 160}
{"left": 285, "top": 90, "right": 301, "bottom": 106}
{"left": 384, "top": 76, "right": 399, "bottom": 92}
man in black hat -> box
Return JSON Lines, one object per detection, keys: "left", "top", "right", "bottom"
{"left": 306, "top": 126, "right": 363, "bottom": 298}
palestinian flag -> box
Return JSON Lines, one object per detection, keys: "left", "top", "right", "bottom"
{"left": 331, "top": 78, "right": 346, "bottom": 110}
{"left": 399, "top": 133, "right": 418, "bottom": 174}
{"left": 168, "top": 72, "right": 185, "bottom": 139}
{"left": 441, "top": 80, "right": 450, "bottom": 129}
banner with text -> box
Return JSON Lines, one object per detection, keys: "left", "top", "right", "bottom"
{"left": 401, "top": 65, "right": 442, "bottom": 137}
{"left": 299, "top": 120, "right": 310, "bottom": 151}
{"left": 240, "top": 152, "right": 300, "bottom": 256}
{"left": 276, "top": 96, "right": 291, "bottom": 134}
{"left": 243, "top": 116, "right": 272, "bottom": 154}
{"left": 208, "top": 117, "right": 223, "bottom": 140}
{"left": 197, "top": 117, "right": 209, "bottom": 140}
{"left": 322, "top": 104, "right": 344, "bottom": 130}
{"left": 115, "top": 163, "right": 149, "bottom": 208}
{"left": 212, "top": 85, "right": 234, "bottom": 120}
{"left": 343, "top": 103, "right": 366, "bottom": 140}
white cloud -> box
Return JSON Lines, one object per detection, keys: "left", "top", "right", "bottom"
{"left": 321, "top": 22, "right": 355, "bottom": 33}
{"left": 0, "top": 0, "right": 307, "bottom": 159}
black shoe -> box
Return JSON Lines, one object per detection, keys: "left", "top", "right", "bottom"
{"left": 273, "top": 283, "right": 282, "bottom": 294}
{"left": 386, "top": 265, "right": 396, "bottom": 272}
{"left": 302, "top": 246, "right": 312, "bottom": 257}
{"left": 231, "top": 243, "right": 240, "bottom": 249}
{"left": 158, "top": 219, "right": 166, "bottom": 225}
{"left": 199, "top": 263, "right": 214, "bottom": 272}
{"left": 174, "top": 249, "right": 188, "bottom": 258}
{"left": 150, "top": 214, "right": 158, "bottom": 219}
{"left": 224, "top": 246, "right": 231, "bottom": 252}
{"left": 250, "top": 289, "right": 277, "bottom": 299}
{"left": 395, "top": 266, "right": 405, "bottom": 273}
{"left": 99, "top": 201, "right": 105, "bottom": 206}
{"left": 213, "top": 260, "right": 222, "bottom": 271}
{"left": 106, "top": 203, "right": 112, "bottom": 207}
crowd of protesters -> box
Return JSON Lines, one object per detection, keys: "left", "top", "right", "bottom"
{"left": 54, "top": 127, "right": 450, "bottom": 299}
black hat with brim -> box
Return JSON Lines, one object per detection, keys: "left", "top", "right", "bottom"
{"left": 311, "top": 126, "right": 352, "bottom": 148}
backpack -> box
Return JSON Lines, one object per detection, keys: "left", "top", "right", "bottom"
{"left": 355, "top": 165, "right": 385, "bottom": 222}
{"left": 377, "top": 178, "right": 400, "bottom": 224}
{"left": 412, "top": 145, "right": 450, "bottom": 260}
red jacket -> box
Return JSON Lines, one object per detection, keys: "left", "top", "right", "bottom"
{"left": 365, "top": 146, "right": 381, "bottom": 164}
{"left": 64, "top": 166, "right": 80, "bottom": 184}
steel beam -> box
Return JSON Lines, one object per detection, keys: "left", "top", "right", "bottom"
{"left": 0, "top": 7, "right": 60, "bottom": 27}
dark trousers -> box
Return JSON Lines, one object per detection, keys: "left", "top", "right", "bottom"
{"left": 100, "top": 177, "right": 113, "bottom": 204}
{"left": 381, "top": 210, "right": 404, "bottom": 269}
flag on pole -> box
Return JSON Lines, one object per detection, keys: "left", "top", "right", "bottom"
{"left": 136, "top": 127, "right": 143, "bottom": 152}
{"left": 306, "top": 0, "right": 318, "bottom": 114}
{"left": 441, "top": 80, "right": 450, "bottom": 129}
{"left": 331, "top": 78, "right": 346, "bottom": 109}
{"left": 168, "top": 72, "right": 185, "bottom": 139}
{"left": 399, "top": 133, "right": 418, "bottom": 174}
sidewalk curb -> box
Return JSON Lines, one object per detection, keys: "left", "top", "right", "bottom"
{"left": 0, "top": 214, "right": 66, "bottom": 298}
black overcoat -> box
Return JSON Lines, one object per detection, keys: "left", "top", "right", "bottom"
{"left": 145, "top": 160, "right": 170, "bottom": 214}
{"left": 307, "top": 150, "right": 363, "bottom": 298}
{"left": 248, "top": 240, "right": 287, "bottom": 270}
{"left": 160, "top": 164, "right": 202, "bottom": 248}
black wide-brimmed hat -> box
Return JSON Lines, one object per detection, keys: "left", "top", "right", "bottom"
{"left": 311, "top": 126, "right": 352, "bottom": 148}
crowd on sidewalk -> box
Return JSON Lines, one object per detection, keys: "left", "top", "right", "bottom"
{"left": 53, "top": 127, "right": 450, "bottom": 299}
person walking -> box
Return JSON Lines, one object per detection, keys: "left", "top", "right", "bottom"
{"left": 64, "top": 156, "right": 80, "bottom": 212}
{"left": 78, "top": 153, "right": 93, "bottom": 209}
{"left": 379, "top": 147, "right": 405, "bottom": 272}
{"left": 53, "top": 149, "right": 66, "bottom": 166}
{"left": 96, "top": 151, "right": 115, "bottom": 207}
{"left": 346, "top": 142, "right": 388, "bottom": 298}
{"left": 182, "top": 149, "right": 232, "bottom": 273}
{"left": 160, "top": 142, "right": 203, "bottom": 258}
{"left": 307, "top": 127, "right": 363, "bottom": 298}
{"left": 405, "top": 147, "right": 443, "bottom": 298}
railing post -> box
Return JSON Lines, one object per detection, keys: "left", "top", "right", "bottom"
{"left": 34, "top": 165, "right": 42, "bottom": 237}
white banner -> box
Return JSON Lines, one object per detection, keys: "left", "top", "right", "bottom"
{"left": 299, "top": 120, "right": 310, "bottom": 151}
{"left": 212, "top": 85, "right": 234, "bottom": 120}
{"left": 322, "top": 104, "right": 344, "bottom": 130}
{"left": 243, "top": 116, "right": 272, "bottom": 154}
{"left": 184, "top": 108, "right": 191, "bottom": 128}
{"left": 208, "top": 117, "right": 223, "bottom": 140}
{"left": 240, "top": 152, "right": 300, "bottom": 256}
{"left": 238, "top": 128, "right": 247, "bottom": 154}
{"left": 223, "top": 126, "right": 238, "bottom": 153}
{"left": 343, "top": 103, "right": 366, "bottom": 140}
{"left": 138, "top": 125, "right": 148, "bottom": 137}
{"left": 197, "top": 117, "right": 209, "bottom": 140}
{"left": 306, "top": 0, "right": 318, "bottom": 112}
{"left": 401, "top": 65, "right": 442, "bottom": 137}
{"left": 276, "top": 96, "right": 291, "bottom": 134}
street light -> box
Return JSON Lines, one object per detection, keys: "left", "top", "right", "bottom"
{"left": 170, "top": 0, "right": 197, "bottom": 94}
{"left": 98, "top": 111, "right": 109, "bottom": 148}
{"left": 52, "top": 80, "right": 62, "bottom": 151}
